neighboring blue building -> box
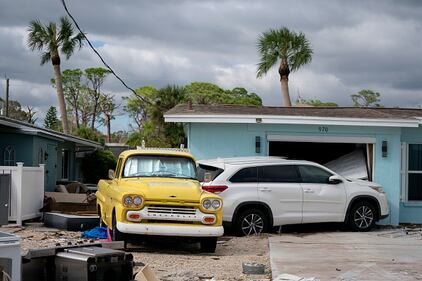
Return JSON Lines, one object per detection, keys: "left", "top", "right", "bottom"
{"left": 0, "top": 116, "right": 102, "bottom": 191}
{"left": 165, "top": 104, "right": 422, "bottom": 225}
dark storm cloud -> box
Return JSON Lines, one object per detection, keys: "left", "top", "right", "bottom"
{"left": 1, "top": 0, "right": 422, "bottom": 130}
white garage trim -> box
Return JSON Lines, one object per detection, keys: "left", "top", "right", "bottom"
{"left": 164, "top": 114, "right": 420, "bottom": 128}
{"left": 267, "top": 135, "right": 376, "bottom": 144}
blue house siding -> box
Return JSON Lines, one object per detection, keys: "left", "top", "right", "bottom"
{"left": 399, "top": 128, "right": 422, "bottom": 223}
{"left": 0, "top": 132, "right": 78, "bottom": 191}
{"left": 0, "top": 132, "right": 34, "bottom": 166}
{"left": 186, "top": 123, "right": 415, "bottom": 225}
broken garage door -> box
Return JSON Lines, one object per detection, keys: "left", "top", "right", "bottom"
{"left": 268, "top": 136, "right": 374, "bottom": 180}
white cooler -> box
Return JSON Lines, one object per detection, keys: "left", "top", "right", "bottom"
{"left": 0, "top": 232, "right": 21, "bottom": 281}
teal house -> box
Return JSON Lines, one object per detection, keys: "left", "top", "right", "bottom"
{"left": 0, "top": 116, "right": 102, "bottom": 191}
{"left": 165, "top": 104, "right": 422, "bottom": 225}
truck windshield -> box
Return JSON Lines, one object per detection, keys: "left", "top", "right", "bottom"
{"left": 122, "top": 155, "right": 198, "bottom": 180}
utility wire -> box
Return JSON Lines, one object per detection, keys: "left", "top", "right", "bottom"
{"left": 60, "top": 0, "right": 150, "bottom": 104}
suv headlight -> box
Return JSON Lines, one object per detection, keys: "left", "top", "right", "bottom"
{"left": 202, "top": 198, "right": 222, "bottom": 211}
{"left": 370, "top": 186, "right": 385, "bottom": 193}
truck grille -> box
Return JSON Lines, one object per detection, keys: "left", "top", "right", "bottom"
{"left": 146, "top": 205, "right": 196, "bottom": 216}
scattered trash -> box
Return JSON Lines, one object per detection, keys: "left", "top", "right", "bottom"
{"left": 274, "top": 274, "right": 320, "bottom": 281}
{"left": 81, "top": 226, "right": 107, "bottom": 239}
{"left": 134, "top": 264, "right": 159, "bottom": 281}
{"left": 242, "top": 262, "right": 266, "bottom": 274}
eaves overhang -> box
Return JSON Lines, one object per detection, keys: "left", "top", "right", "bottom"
{"left": 164, "top": 114, "right": 420, "bottom": 128}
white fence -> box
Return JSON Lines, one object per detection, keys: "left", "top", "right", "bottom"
{"left": 0, "top": 162, "right": 44, "bottom": 226}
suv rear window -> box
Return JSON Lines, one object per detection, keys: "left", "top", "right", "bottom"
{"left": 198, "top": 164, "right": 224, "bottom": 182}
{"left": 258, "top": 165, "right": 300, "bottom": 183}
{"left": 230, "top": 167, "right": 258, "bottom": 183}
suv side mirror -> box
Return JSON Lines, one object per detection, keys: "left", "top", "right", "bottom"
{"left": 328, "top": 175, "right": 342, "bottom": 184}
{"left": 108, "top": 169, "right": 115, "bottom": 180}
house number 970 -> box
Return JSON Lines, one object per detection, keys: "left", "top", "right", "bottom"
{"left": 319, "top": 126, "right": 328, "bottom": 133}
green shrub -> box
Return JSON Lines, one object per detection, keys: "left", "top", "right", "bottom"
{"left": 81, "top": 150, "right": 116, "bottom": 184}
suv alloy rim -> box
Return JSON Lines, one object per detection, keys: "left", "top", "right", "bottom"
{"left": 353, "top": 206, "right": 374, "bottom": 229}
{"left": 241, "top": 214, "right": 264, "bottom": 235}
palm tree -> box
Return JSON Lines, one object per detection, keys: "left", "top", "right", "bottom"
{"left": 27, "top": 16, "right": 84, "bottom": 133}
{"left": 257, "top": 27, "right": 312, "bottom": 107}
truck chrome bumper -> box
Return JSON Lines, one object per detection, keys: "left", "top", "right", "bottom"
{"left": 116, "top": 222, "right": 224, "bottom": 237}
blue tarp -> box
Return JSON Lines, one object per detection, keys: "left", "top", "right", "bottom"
{"left": 81, "top": 226, "right": 107, "bottom": 239}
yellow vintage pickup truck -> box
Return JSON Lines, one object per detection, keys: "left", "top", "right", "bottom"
{"left": 96, "top": 148, "right": 224, "bottom": 252}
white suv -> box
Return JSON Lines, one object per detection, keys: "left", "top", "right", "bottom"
{"left": 198, "top": 157, "right": 389, "bottom": 236}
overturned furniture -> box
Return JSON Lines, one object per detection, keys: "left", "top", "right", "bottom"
{"left": 42, "top": 183, "right": 98, "bottom": 231}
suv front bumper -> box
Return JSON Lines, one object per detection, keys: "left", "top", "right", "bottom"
{"left": 116, "top": 222, "right": 224, "bottom": 237}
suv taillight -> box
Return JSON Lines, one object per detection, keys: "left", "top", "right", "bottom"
{"left": 202, "top": 185, "right": 228, "bottom": 193}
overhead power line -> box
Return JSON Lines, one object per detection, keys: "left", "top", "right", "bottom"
{"left": 60, "top": 0, "right": 150, "bottom": 104}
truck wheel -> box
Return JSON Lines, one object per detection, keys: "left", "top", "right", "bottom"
{"left": 98, "top": 206, "right": 104, "bottom": 227}
{"left": 349, "top": 201, "right": 376, "bottom": 232}
{"left": 235, "top": 209, "right": 268, "bottom": 236}
{"left": 112, "top": 213, "right": 125, "bottom": 242}
{"left": 200, "top": 237, "right": 217, "bottom": 253}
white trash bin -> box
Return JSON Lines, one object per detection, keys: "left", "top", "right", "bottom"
{"left": 0, "top": 232, "right": 21, "bottom": 281}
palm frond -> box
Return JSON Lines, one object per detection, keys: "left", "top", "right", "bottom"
{"left": 27, "top": 19, "right": 48, "bottom": 51}
{"left": 256, "top": 26, "right": 313, "bottom": 77}
{"left": 40, "top": 51, "right": 51, "bottom": 65}
{"left": 59, "top": 16, "right": 85, "bottom": 59}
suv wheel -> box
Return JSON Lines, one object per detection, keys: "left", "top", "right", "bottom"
{"left": 235, "top": 209, "right": 268, "bottom": 236}
{"left": 349, "top": 201, "right": 376, "bottom": 231}
{"left": 200, "top": 237, "right": 217, "bottom": 253}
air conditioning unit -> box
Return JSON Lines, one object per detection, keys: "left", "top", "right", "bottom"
{"left": 54, "top": 247, "right": 133, "bottom": 281}
{"left": 0, "top": 232, "right": 21, "bottom": 281}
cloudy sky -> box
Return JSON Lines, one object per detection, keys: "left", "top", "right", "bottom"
{"left": 1, "top": 0, "right": 422, "bottom": 132}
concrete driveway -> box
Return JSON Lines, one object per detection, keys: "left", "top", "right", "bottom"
{"left": 269, "top": 226, "right": 422, "bottom": 281}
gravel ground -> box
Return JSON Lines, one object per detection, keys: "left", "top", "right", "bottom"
{"left": 0, "top": 223, "right": 271, "bottom": 281}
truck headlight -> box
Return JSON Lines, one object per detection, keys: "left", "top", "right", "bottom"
{"left": 133, "top": 196, "right": 143, "bottom": 206}
{"left": 123, "top": 196, "right": 133, "bottom": 206}
{"left": 202, "top": 199, "right": 212, "bottom": 209}
{"left": 211, "top": 199, "right": 221, "bottom": 209}
{"left": 202, "top": 198, "right": 222, "bottom": 210}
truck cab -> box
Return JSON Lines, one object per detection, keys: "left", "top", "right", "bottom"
{"left": 96, "top": 148, "right": 224, "bottom": 252}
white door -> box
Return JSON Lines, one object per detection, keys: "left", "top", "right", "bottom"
{"left": 257, "top": 165, "right": 303, "bottom": 226}
{"left": 298, "top": 165, "right": 347, "bottom": 223}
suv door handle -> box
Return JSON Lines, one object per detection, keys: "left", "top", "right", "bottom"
{"left": 259, "top": 188, "right": 272, "bottom": 192}
{"left": 303, "top": 189, "right": 315, "bottom": 193}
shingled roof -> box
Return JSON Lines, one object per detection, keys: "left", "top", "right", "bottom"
{"left": 166, "top": 104, "right": 422, "bottom": 120}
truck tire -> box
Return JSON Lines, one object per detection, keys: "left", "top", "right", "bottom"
{"left": 348, "top": 201, "right": 377, "bottom": 232}
{"left": 112, "top": 213, "right": 126, "bottom": 242}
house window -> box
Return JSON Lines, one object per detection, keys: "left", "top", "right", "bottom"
{"left": 38, "top": 148, "right": 44, "bottom": 164}
{"left": 4, "top": 145, "right": 16, "bottom": 166}
{"left": 406, "top": 144, "right": 422, "bottom": 201}
{"left": 61, "top": 149, "right": 69, "bottom": 180}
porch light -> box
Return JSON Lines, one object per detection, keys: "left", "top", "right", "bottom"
{"left": 382, "top": 141, "right": 388, "bottom": 158}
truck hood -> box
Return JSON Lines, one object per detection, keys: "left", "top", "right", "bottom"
{"left": 120, "top": 178, "right": 202, "bottom": 203}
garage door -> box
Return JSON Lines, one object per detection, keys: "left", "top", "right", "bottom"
{"left": 267, "top": 135, "right": 375, "bottom": 180}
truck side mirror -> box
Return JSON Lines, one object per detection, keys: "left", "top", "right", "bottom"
{"left": 108, "top": 169, "right": 115, "bottom": 180}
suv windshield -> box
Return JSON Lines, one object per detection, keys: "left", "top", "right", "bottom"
{"left": 122, "top": 155, "right": 197, "bottom": 179}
